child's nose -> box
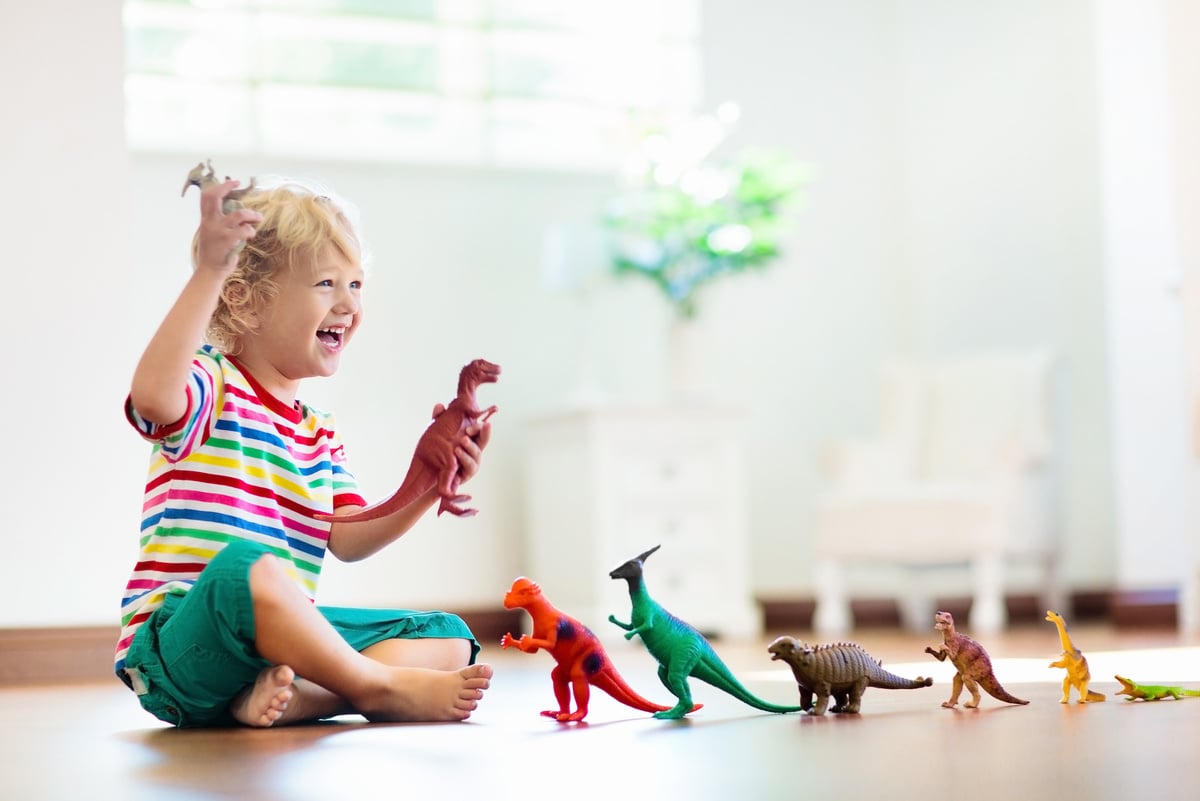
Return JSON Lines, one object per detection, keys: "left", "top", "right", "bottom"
{"left": 334, "top": 288, "right": 360, "bottom": 313}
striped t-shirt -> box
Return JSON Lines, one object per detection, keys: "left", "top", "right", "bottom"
{"left": 115, "top": 345, "right": 367, "bottom": 678}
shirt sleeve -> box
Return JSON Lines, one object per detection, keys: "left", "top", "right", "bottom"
{"left": 124, "top": 349, "right": 220, "bottom": 463}
{"left": 323, "top": 417, "right": 368, "bottom": 510}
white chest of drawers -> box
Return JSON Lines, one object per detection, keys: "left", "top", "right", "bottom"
{"left": 521, "top": 406, "right": 760, "bottom": 643}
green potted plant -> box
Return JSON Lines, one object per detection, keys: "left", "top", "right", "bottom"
{"left": 602, "top": 104, "right": 806, "bottom": 321}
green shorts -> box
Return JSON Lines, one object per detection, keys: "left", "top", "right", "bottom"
{"left": 123, "top": 539, "right": 480, "bottom": 727}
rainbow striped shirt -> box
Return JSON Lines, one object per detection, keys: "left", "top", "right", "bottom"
{"left": 115, "top": 346, "right": 366, "bottom": 677}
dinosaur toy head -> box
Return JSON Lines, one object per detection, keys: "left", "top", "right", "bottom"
{"left": 1113, "top": 675, "right": 1136, "bottom": 698}
{"left": 767, "top": 636, "right": 807, "bottom": 663}
{"left": 1045, "top": 610, "right": 1064, "bottom": 624}
{"left": 503, "top": 577, "right": 541, "bottom": 609}
{"left": 608, "top": 544, "right": 661, "bottom": 581}
{"left": 462, "top": 358, "right": 502, "bottom": 387}
{"left": 933, "top": 610, "right": 955, "bottom": 632}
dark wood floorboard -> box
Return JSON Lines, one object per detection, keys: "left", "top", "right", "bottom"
{"left": 3, "top": 624, "right": 1199, "bottom": 801}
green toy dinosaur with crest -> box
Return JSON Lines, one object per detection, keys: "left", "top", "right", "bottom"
{"left": 608, "top": 545, "right": 802, "bottom": 719}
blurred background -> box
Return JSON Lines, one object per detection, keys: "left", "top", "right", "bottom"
{"left": 2, "top": 0, "right": 1198, "bottom": 638}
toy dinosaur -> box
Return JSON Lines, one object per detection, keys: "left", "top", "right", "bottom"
{"left": 499, "top": 576, "right": 696, "bottom": 722}
{"left": 316, "top": 358, "right": 500, "bottom": 522}
{"left": 1114, "top": 675, "right": 1200, "bottom": 701}
{"left": 181, "top": 159, "right": 257, "bottom": 212}
{"left": 767, "top": 636, "right": 933, "bottom": 715}
{"left": 608, "top": 545, "right": 802, "bottom": 719}
{"left": 181, "top": 160, "right": 258, "bottom": 260}
{"left": 924, "top": 610, "right": 1028, "bottom": 709}
{"left": 1045, "top": 610, "right": 1104, "bottom": 703}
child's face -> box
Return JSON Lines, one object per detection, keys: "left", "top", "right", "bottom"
{"left": 248, "top": 244, "right": 364, "bottom": 383}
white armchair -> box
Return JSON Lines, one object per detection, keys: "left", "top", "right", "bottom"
{"left": 811, "top": 350, "right": 1062, "bottom": 636}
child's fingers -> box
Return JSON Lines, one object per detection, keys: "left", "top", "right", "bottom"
{"left": 467, "top": 421, "right": 492, "bottom": 449}
{"left": 227, "top": 208, "right": 263, "bottom": 237}
{"left": 198, "top": 178, "right": 240, "bottom": 217}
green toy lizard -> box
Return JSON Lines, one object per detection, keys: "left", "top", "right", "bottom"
{"left": 1114, "top": 675, "right": 1200, "bottom": 701}
{"left": 608, "top": 545, "right": 803, "bottom": 719}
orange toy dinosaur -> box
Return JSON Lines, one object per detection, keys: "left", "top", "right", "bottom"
{"left": 316, "top": 358, "right": 500, "bottom": 523}
{"left": 500, "top": 577, "right": 698, "bottom": 722}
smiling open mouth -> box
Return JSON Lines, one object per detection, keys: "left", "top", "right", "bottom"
{"left": 316, "top": 327, "right": 345, "bottom": 350}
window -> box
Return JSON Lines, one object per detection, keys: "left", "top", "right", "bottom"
{"left": 123, "top": 0, "right": 703, "bottom": 171}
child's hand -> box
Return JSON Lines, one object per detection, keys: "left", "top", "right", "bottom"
{"left": 195, "top": 179, "right": 263, "bottom": 272}
{"left": 454, "top": 418, "right": 492, "bottom": 484}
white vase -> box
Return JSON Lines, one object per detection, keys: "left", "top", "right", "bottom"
{"left": 666, "top": 316, "right": 706, "bottom": 404}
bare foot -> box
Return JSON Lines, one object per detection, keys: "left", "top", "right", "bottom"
{"left": 360, "top": 663, "right": 493, "bottom": 723}
{"left": 230, "top": 665, "right": 296, "bottom": 727}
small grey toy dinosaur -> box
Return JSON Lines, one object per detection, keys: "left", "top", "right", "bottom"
{"left": 181, "top": 159, "right": 257, "bottom": 208}
{"left": 181, "top": 160, "right": 257, "bottom": 257}
{"left": 608, "top": 545, "right": 802, "bottom": 719}
{"left": 767, "top": 636, "right": 932, "bottom": 715}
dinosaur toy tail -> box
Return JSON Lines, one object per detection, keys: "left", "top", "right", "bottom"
{"left": 591, "top": 673, "right": 703, "bottom": 715}
{"left": 314, "top": 474, "right": 436, "bottom": 524}
{"left": 980, "top": 676, "right": 1029, "bottom": 706}
{"left": 692, "top": 661, "right": 803, "bottom": 714}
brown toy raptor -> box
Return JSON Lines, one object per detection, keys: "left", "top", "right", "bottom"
{"left": 317, "top": 358, "right": 500, "bottom": 522}
{"left": 924, "top": 610, "right": 1028, "bottom": 709}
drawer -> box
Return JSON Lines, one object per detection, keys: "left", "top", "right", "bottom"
{"left": 610, "top": 508, "right": 719, "bottom": 561}
{"left": 613, "top": 453, "right": 720, "bottom": 501}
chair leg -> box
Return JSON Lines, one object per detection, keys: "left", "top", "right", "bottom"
{"left": 1040, "top": 552, "right": 1069, "bottom": 618}
{"left": 897, "top": 588, "right": 936, "bottom": 633}
{"left": 1181, "top": 569, "right": 1200, "bottom": 634}
{"left": 969, "top": 554, "right": 1007, "bottom": 635}
{"left": 814, "top": 558, "right": 853, "bottom": 636}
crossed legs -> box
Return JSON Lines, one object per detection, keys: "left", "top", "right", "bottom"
{"left": 230, "top": 552, "right": 492, "bottom": 727}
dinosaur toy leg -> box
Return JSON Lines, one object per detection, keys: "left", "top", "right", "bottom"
{"left": 842, "top": 679, "right": 869, "bottom": 714}
{"left": 943, "top": 674, "right": 966, "bottom": 708}
{"left": 655, "top": 661, "right": 699, "bottom": 720}
{"left": 811, "top": 683, "right": 834, "bottom": 716}
{"left": 961, "top": 676, "right": 983, "bottom": 709}
{"left": 542, "top": 665, "right": 573, "bottom": 720}
{"left": 563, "top": 675, "right": 591, "bottom": 722}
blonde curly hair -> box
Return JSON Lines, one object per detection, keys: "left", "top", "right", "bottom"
{"left": 195, "top": 180, "right": 365, "bottom": 355}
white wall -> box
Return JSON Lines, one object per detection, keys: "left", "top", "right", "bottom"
{"left": 1094, "top": 0, "right": 1192, "bottom": 590}
{"left": 0, "top": 0, "right": 145, "bottom": 627}
{"left": 893, "top": 0, "right": 1118, "bottom": 587}
{"left": 2, "top": 0, "right": 1195, "bottom": 628}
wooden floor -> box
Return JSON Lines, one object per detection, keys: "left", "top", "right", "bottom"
{"left": 3, "top": 623, "right": 1199, "bottom": 801}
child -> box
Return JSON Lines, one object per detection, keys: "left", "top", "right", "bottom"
{"left": 115, "top": 173, "right": 493, "bottom": 728}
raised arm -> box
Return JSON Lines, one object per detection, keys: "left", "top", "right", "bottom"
{"left": 129, "top": 179, "right": 262, "bottom": 424}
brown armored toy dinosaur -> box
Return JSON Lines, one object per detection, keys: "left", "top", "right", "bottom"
{"left": 317, "top": 358, "right": 500, "bottom": 522}
{"left": 924, "top": 610, "right": 1028, "bottom": 709}
{"left": 768, "top": 636, "right": 932, "bottom": 715}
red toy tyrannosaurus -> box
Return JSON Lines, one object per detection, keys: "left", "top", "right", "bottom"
{"left": 317, "top": 358, "right": 500, "bottom": 523}
{"left": 500, "top": 577, "right": 699, "bottom": 722}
